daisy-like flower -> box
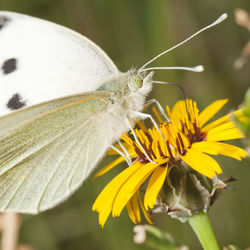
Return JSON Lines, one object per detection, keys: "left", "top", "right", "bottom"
{"left": 92, "top": 99, "right": 247, "bottom": 227}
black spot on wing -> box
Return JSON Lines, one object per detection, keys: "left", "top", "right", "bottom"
{"left": 2, "top": 58, "right": 17, "bottom": 74}
{"left": 0, "top": 16, "right": 10, "bottom": 30}
{"left": 7, "top": 93, "right": 26, "bottom": 110}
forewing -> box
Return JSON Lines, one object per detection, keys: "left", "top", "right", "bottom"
{"left": 0, "top": 93, "right": 115, "bottom": 213}
{"left": 0, "top": 91, "right": 111, "bottom": 136}
{"left": 0, "top": 11, "right": 118, "bottom": 115}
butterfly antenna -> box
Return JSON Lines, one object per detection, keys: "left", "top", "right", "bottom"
{"left": 139, "top": 13, "right": 228, "bottom": 72}
{"left": 152, "top": 80, "right": 189, "bottom": 117}
{"left": 140, "top": 65, "right": 204, "bottom": 73}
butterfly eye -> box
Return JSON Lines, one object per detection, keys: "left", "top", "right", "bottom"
{"left": 129, "top": 75, "right": 143, "bottom": 90}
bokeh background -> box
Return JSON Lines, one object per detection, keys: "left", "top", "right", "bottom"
{"left": 0, "top": 0, "right": 249, "bottom": 249}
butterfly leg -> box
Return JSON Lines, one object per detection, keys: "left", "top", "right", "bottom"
{"left": 144, "top": 98, "right": 170, "bottom": 122}
{"left": 131, "top": 111, "right": 167, "bottom": 142}
{"left": 133, "top": 111, "right": 175, "bottom": 150}
{"left": 134, "top": 111, "right": 175, "bottom": 149}
{"left": 125, "top": 117, "right": 156, "bottom": 164}
{"left": 118, "top": 140, "right": 132, "bottom": 166}
{"left": 108, "top": 141, "right": 132, "bottom": 166}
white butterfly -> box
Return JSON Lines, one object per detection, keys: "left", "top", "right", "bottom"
{"left": 0, "top": 11, "right": 227, "bottom": 213}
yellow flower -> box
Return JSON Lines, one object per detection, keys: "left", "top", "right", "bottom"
{"left": 92, "top": 99, "right": 247, "bottom": 227}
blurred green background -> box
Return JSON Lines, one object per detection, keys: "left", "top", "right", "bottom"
{"left": 0, "top": 0, "right": 249, "bottom": 249}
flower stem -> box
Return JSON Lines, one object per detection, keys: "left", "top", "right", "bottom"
{"left": 188, "top": 211, "right": 220, "bottom": 250}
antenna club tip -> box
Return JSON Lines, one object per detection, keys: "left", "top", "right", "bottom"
{"left": 211, "top": 13, "right": 228, "bottom": 26}
{"left": 218, "top": 13, "right": 228, "bottom": 22}
{"left": 195, "top": 65, "right": 204, "bottom": 72}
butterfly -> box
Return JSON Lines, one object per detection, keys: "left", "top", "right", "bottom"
{"left": 0, "top": 11, "right": 227, "bottom": 214}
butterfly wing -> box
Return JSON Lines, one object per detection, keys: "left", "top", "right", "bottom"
{"left": 0, "top": 11, "right": 118, "bottom": 115}
{"left": 0, "top": 91, "right": 124, "bottom": 213}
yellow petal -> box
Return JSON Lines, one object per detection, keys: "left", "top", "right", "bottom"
{"left": 126, "top": 192, "right": 141, "bottom": 224}
{"left": 112, "top": 160, "right": 168, "bottom": 217}
{"left": 206, "top": 128, "right": 243, "bottom": 141}
{"left": 199, "top": 99, "right": 228, "bottom": 127}
{"left": 94, "top": 156, "right": 125, "bottom": 180}
{"left": 144, "top": 164, "right": 168, "bottom": 210}
{"left": 210, "top": 142, "right": 247, "bottom": 160}
{"left": 138, "top": 192, "right": 153, "bottom": 224}
{"left": 191, "top": 141, "right": 221, "bottom": 155}
{"left": 202, "top": 115, "right": 229, "bottom": 132}
{"left": 92, "top": 162, "right": 143, "bottom": 227}
{"left": 202, "top": 109, "right": 242, "bottom": 132}
{"left": 191, "top": 141, "right": 247, "bottom": 160}
{"left": 206, "top": 122, "right": 235, "bottom": 135}
{"left": 180, "top": 149, "right": 222, "bottom": 178}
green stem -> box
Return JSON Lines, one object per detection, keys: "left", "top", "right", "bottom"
{"left": 188, "top": 211, "right": 220, "bottom": 250}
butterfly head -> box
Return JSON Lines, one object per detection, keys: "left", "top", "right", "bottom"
{"left": 128, "top": 70, "right": 154, "bottom": 96}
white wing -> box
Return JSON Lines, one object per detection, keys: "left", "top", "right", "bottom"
{"left": 0, "top": 11, "right": 118, "bottom": 116}
{"left": 0, "top": 91, "right": 126, "bottom": 213}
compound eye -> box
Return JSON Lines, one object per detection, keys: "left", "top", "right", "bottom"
{"left": 129, "top": 76, "right": 143, "bottom": 90}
